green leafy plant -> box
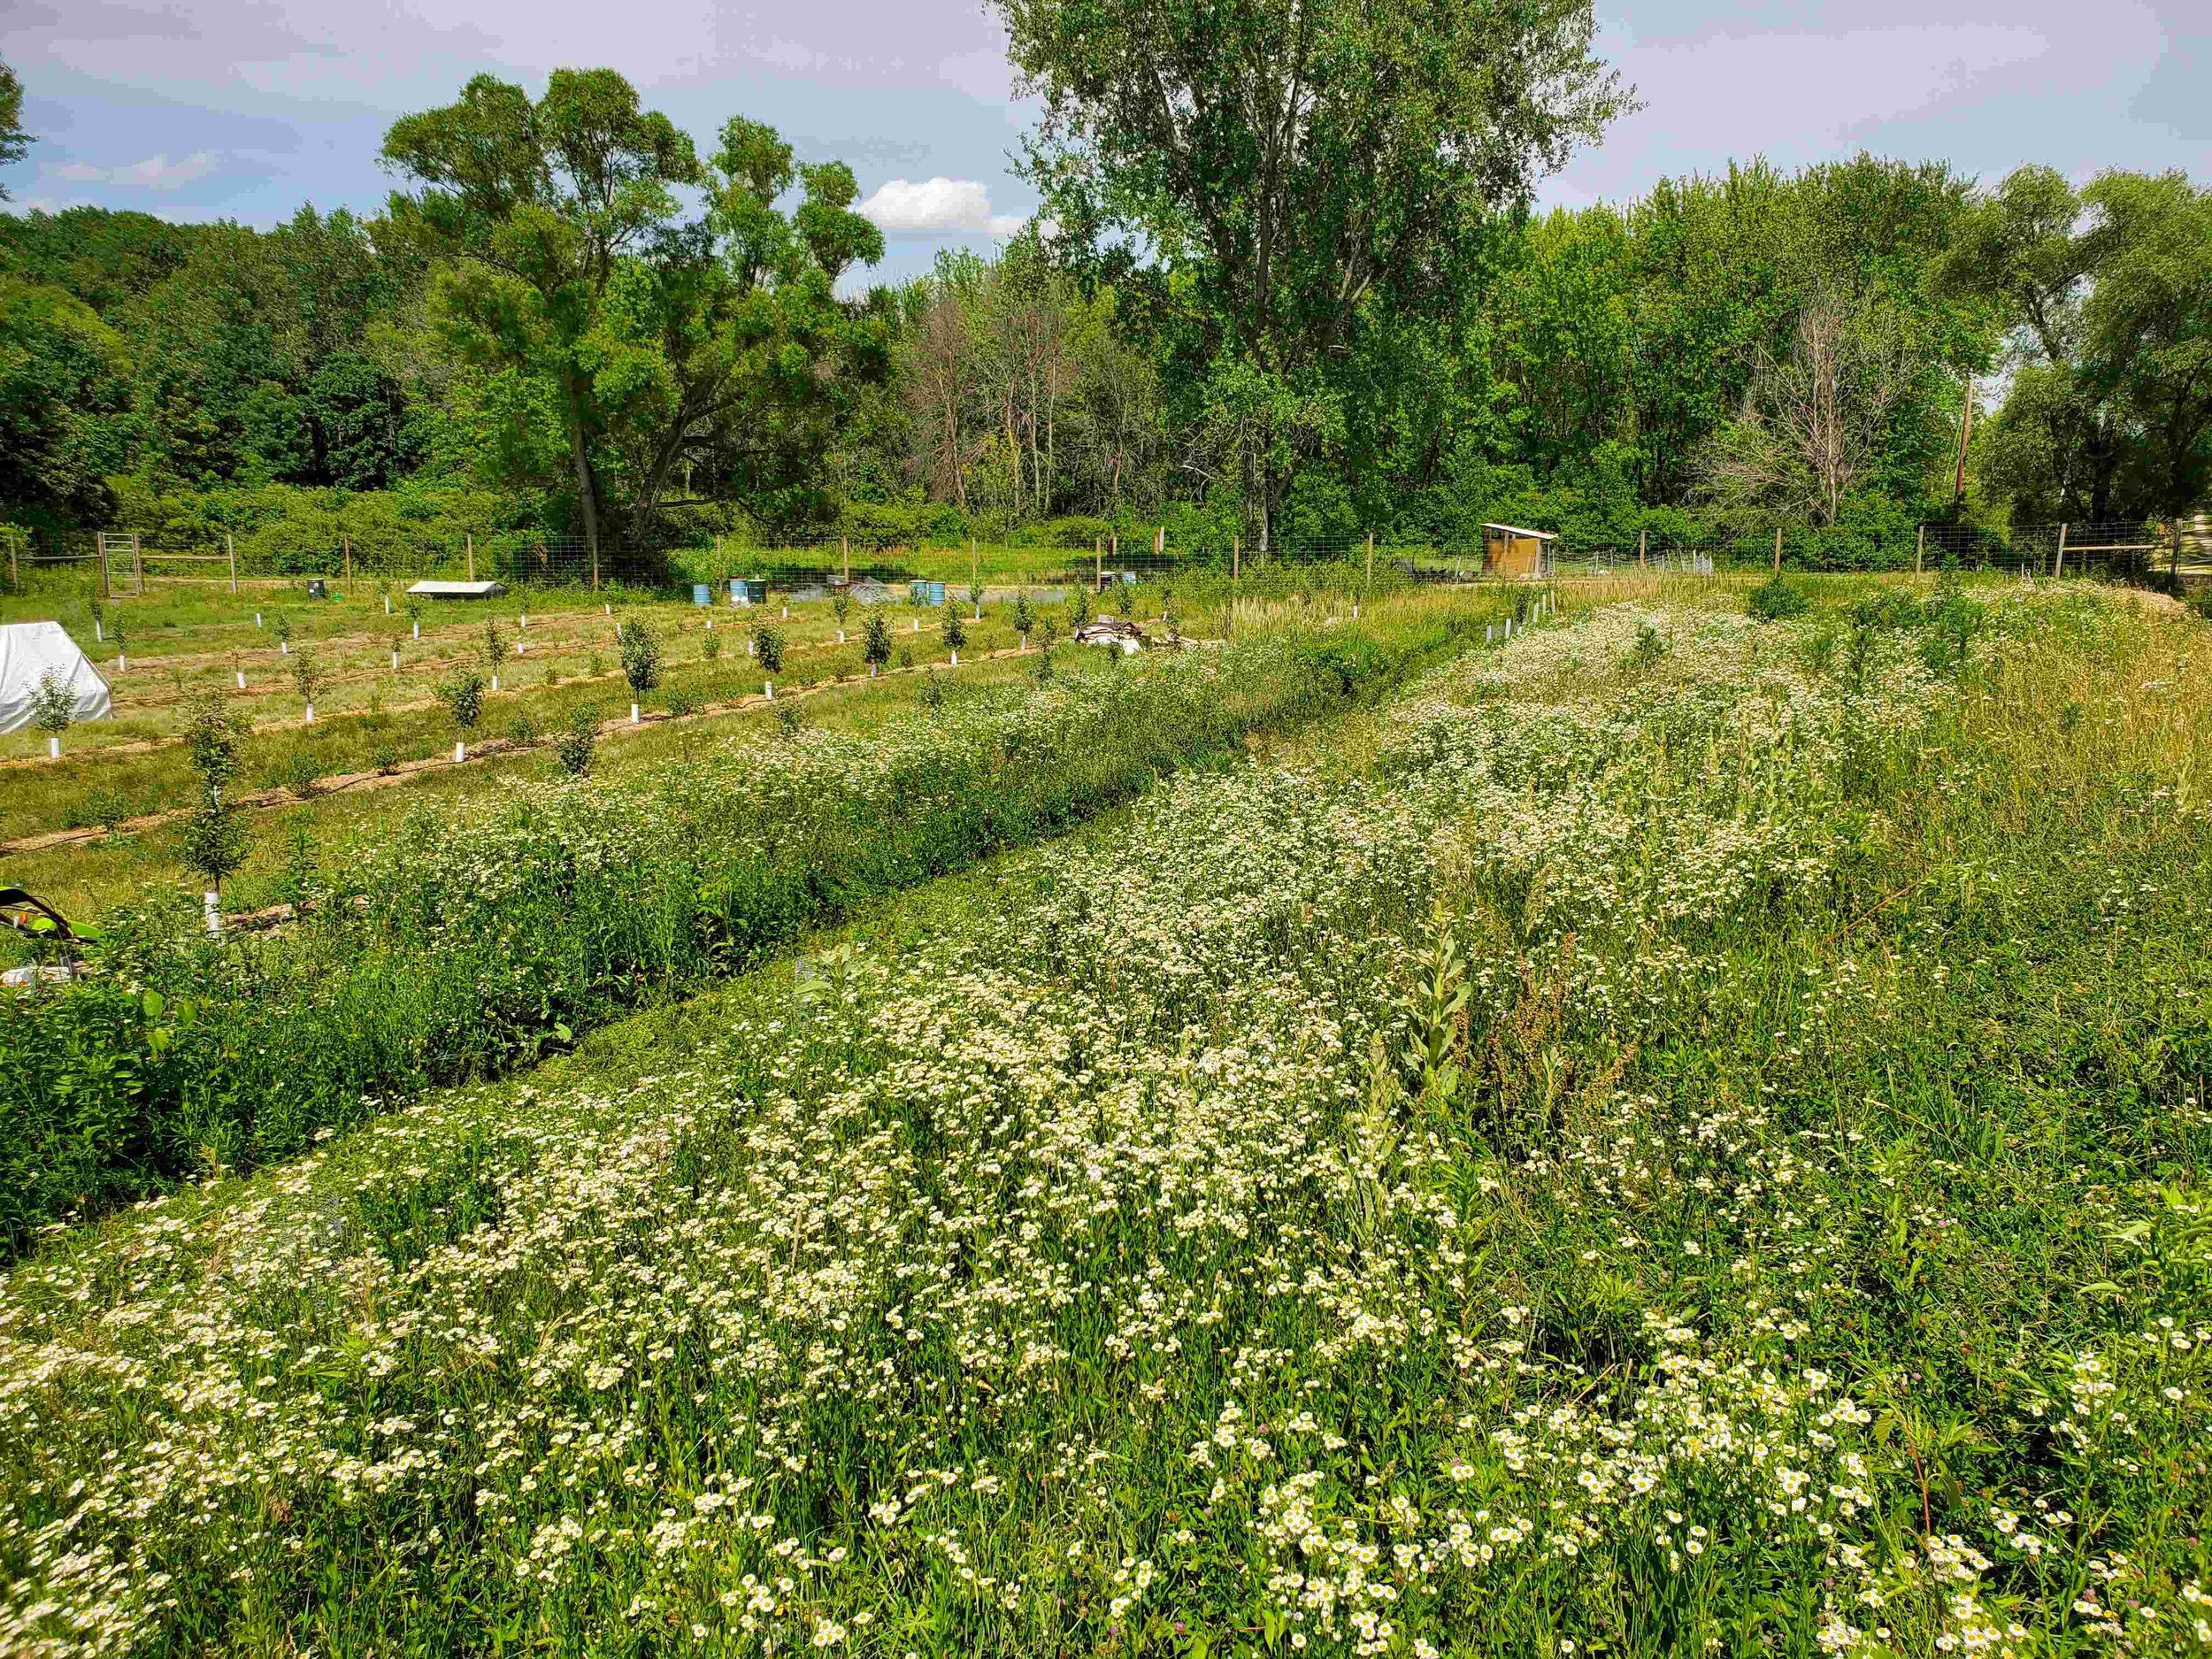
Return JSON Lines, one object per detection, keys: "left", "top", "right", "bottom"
{"left": 562, "top": 703, "right": 606, "bottom": 779}
{"left": 1747, "top": 575, "right": 1810, "bottom": 620}
{"left": 443, "top": 668, "right": 486, "bottom": 733}
{"left": 289, "top": 646, "right": 323, "bottom": 710}
{"left": 862, "top": 611, "right": 892, "bottom": 675}
{"left": 941, "top": 602, "right": 967, "bottom": 653}
{"left": 177, "top": 690, "right": 250, "bottom": 902}
{"left": 752, "top": 625, "right": 785, "bottom": 674}
{"left": 27, "top": 672, "right": 73, "bottom": 740}
{"left": 618, "top": 620, "right": 663, "bottom": 697}
{"left": 552, "top": 703, "right": 599, "bottom": 776}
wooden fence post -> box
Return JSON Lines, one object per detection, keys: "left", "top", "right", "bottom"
{"left": 970, "top": 537, "right": 978, "bottom": 603}
{"left": 841, "top": 535, "right": 850, "bottom": 581}
{"left": 134, "top": 533, "right": 144, "bottom": 595}
{"left": 227, "top": 533, "right": 237, "bottom": 595}
{"left": 1095, "top": 537, "right": 1103, "bottom": 590}
{"left": 2172, "top": 520, "right": 2182, "bottom": 586}
{"left": 1915, "top": 524, "right": 1924, "bottom": 575}
{"left": 1772, "top": 526, "right": 1783, "bottom": 574}
{"left": 1365, "top": 530, "right": 1374, "bottom": 588}
{"left": 1232, "top": 534, "right": 1240, "bottom": 581}
{"left": 467, "top": 534, "right": 476, "bottom": 583}
{"left": 97, "top": 534, "right": 111, "bottom": 599}
{"left": 1638, "top": 526, "right": 1647, "bottom": 569}
{"left": 2053, "top": 522, "right": 2068, "bottom": 580}
{"left": 5, "top": 528, "right": 15, "bottom": 591}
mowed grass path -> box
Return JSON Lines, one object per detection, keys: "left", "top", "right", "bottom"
{"left": 3, "top": 580, "right": 2207, "bottom": 1656}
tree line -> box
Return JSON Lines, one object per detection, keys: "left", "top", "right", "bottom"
{"left": 1, "top": 13, "right": 2206, "bottom": 565}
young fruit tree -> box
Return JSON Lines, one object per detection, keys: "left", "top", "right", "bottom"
{"left": 483, "top": 618, "right": 506, "bottom": 690}
{"left": 751, "top": 624, "right": 785, "bottom": 674}
{"left": 941, "top": 602, "right": 966, "bottom": 663}
{"left": 861, "top": 611, "right": 892, "bottom": 678}
{"left": 444, "top": 668, "right": 486, "bottom": 759}
{"left": 618, "top": 620, "right": 662, "bottom": 722}
{"left": 1013, "top": 593, "right": 1033, "bottom": 649}
{"left": 289, "top": 647, "right": 324, "bottom": 722}
{"left": 552, "top": 703, "right": 600, "bottom": 777}
{"left": 180, "top": 692, "right": 250, "bottom": 934}
{"left": 27, "top": 670, "right": 72, "bottom": 758}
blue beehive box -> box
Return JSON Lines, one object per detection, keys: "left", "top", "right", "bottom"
{"left": 729, "top": 578, "right": 767, "bottom": 606}
{"left": 692, "top": 583, "right": 711, "bottom": 606}
{"left": 909, "top": 580, "right": 946, "bottom": 606}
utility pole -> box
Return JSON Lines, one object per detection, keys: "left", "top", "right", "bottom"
{"left": 1952, "top": 379, "right": 1974, "bottom": 514}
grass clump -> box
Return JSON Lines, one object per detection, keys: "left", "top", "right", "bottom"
{"left": 1747, "top": 572, "right": 1811, "bottom": 619}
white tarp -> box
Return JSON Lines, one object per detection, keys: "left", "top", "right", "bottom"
{"left": 0, "top": 620, "right": 111, "bottom": 734}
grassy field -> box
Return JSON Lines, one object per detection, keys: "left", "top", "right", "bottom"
{"left": 2, "top": 573, "right": 2208, "bottom": 1656}
{"left": 0, "top": 565, "right": 1390, "bottom": 847}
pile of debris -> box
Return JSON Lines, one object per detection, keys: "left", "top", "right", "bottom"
{"left": 1073, "top": 617, "right": 1146, "bottom": 654}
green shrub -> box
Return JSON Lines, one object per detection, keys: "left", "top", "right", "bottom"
{"left": 552, "top": 704, "right": 599, "bottom": 777}
{"left": 1747, "top": 575, "right": 1810, "bottom": 620}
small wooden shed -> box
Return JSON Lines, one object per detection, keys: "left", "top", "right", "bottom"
{"left": 1481, "top": 523, "right": 1557, "bottom": 579}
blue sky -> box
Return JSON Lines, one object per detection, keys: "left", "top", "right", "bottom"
{"left": 4, "top": 0, "right": 2206, "bottom": 284}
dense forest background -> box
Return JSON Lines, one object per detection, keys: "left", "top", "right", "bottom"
{"left": 1, "top": 42, "right": 2207, "bottom": 566}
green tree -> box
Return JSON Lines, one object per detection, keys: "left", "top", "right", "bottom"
{"left": 0, "top": 55, "right": 30, "bottom": 195}
{"left": 997, "top": 0, "right": 1630, "bottom": 547}
{"left": 617, "top": 619, "right": 662, "bottom": 697}
{"left": 382, "top": 70, "right": 703, "bottom": 572}
{"left": 382, "top": 73, "right": 887, "bottom": 562}
{"left": 179, "top": 692, "right": 251, "bottom": 902}
{"left": 0, "top": 279, "right": 134, "bottom": 516}
{"left": 861, "top": 611, "right": 892, "bottom": 675}
{"left": 2080, "top": 171, "right": 2212, "bottom": 517}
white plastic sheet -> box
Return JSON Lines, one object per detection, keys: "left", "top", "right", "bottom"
{"left": 0, "top": 620, "right": 111, "bottom": 733}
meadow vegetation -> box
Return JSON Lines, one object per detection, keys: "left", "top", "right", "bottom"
{"left": 1, "top": 578, "right": 2206, "bottom": 1655}
{"left": 0, "top": 593, "right": 1489, "bottom": 1252}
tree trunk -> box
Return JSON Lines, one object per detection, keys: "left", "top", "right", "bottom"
{"left": 565, "top": 380, "right": 603, "bottom": 578}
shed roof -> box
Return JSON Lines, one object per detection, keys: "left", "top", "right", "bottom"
{"left": 1480, "top": 523, "right": 1559, "bottom": 541}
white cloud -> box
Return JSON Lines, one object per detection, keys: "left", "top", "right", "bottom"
{"left": 49, "top": 151, "right": 219, "bottom": 190}
{"left": 856, "top": 175, "right": 1026, "bottom": 236}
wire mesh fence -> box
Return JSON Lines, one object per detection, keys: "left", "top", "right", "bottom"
{"left": 4, "top": 515, "right": 2200, "bottom": 600}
